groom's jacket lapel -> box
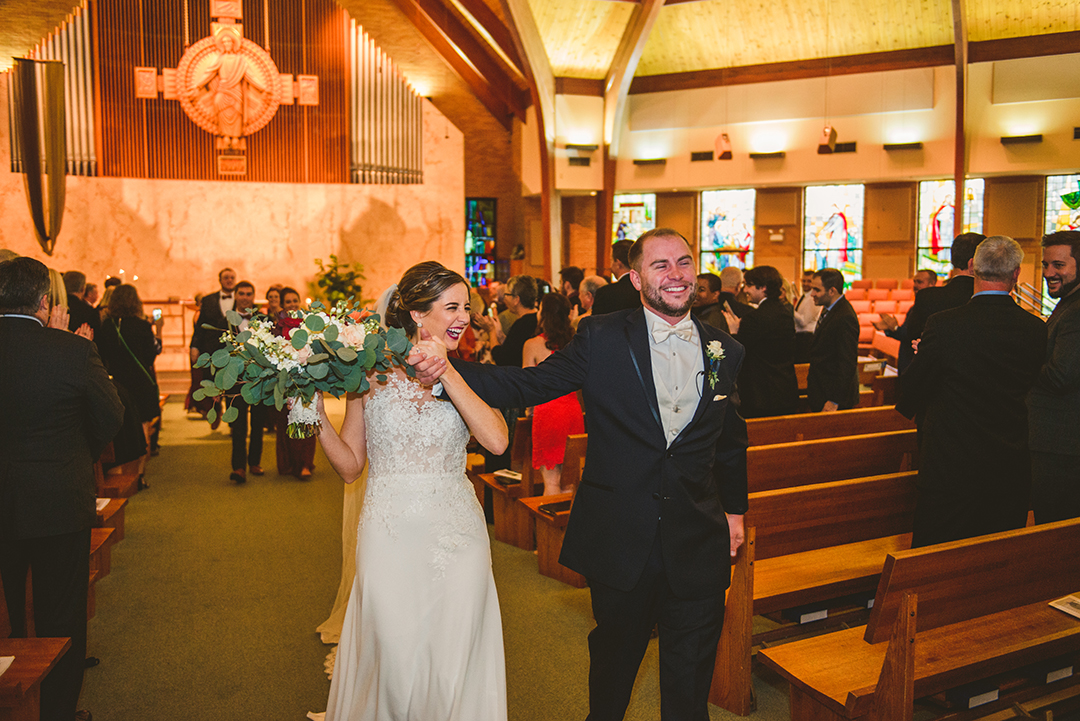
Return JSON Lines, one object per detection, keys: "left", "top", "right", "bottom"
{"left": 673, "top": 316, "right": 717, "bottom": 445}
{"left": 623, "top": 308, "right": 664, "bottom": 437}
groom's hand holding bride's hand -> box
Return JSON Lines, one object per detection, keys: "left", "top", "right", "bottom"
{"left": 408, "top": 328, "right": 449, "bottom": 386}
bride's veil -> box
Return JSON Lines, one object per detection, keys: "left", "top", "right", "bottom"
{"left": 373, "top": 283, "right": 398, "bottom": 331}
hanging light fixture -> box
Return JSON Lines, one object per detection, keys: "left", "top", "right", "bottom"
{"left": 817, "top": 0, "right": 838, "bottom": 154}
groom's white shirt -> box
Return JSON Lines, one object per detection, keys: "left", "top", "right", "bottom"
{"left": 644, "top": 308, "right": 704, "bottom": 447}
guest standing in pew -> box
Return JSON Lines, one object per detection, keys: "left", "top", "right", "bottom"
{"left": 412, "top": 228, "right": 749, "bottom": 721}
{"left": 806, "top": 268, "right": 860, "bottom": 412}
{"left": 63, "top": 270, "right": 101, "bottom": 340}
{"left": 898, "top": 232, "right": 985, "bottom": 374}
{"left": 691, "top": 272, "right": 729, "bottom": 332}
{"left": 722, "top": 265, "right": 799, "bottom": 418}
{"left": 792, "top": 269, "right": 819, "bottom": 363}
{"left": 523, "top": 293, "right": 586, "bottom": 495}
{"left": 1028, "top": 230, "right": 1080, "bottom": 523}
{"left": 0, "top": 257, "right": 125, "bottom": 721}
{"left": 897, "top": 236, "right": 1046, "bottom": 547}
{"left": 591, "top": 239, "right": 642, "bottom": 315}
{"left": 873, "top": 268, "right": 937, "bottom": 374}
{"left": 274, "top": 287, "right": 316, "bottom": 478}
{"left": 573, "top": 274, "right": 607, "bottom": 328}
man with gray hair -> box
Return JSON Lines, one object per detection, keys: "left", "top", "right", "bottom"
{"left": 577, "top": 274, "right": 607, "bottom": 321}
{"left": 897, "top": 236, "right": 1047, "bottom": 546}
{"left": 63, "top": 270, "right": 101, "bottom": 338}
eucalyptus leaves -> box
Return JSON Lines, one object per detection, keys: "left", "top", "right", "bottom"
{"left": 194, "top": 299, "right": 413, "bottom": 437}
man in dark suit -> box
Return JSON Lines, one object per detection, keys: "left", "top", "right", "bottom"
{"left": 897, "top": 236, "right": 1046, "bottom": 547}
{"left": 806, "top": 268, "right": 860, "bottom": 412}
{"left": 225, "top": 281, "right": 267, "bottom": 483}
{"left": 692, "top": 272, "right": 729, "bottom": 331}
{"left": 898, "top": 233, "right": 985, "bottom": 373}
{"left": 0, "top": 257, "right": 125, "bottom": 721}
{"left": 63, "top": 270, "right": 101, "bottom": 339}
{"left": 873, "top": 268, "right": 937, "bottom": 373}
{"left": 723, "top": 265, "right": 798, "bottom": 418}
{"left": 1029, "top": 230, "right": 1080, "bottom": 523}
{"left": 190, "top": 267, "right": 237, "bottom": 427}
{"left": 591, "top": 239, "right": 642, "bottom": 315}
{"left": 414, "top": 228, "right": 748, "bottom": 721}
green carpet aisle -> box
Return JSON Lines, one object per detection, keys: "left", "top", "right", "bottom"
{"left": 80, "top": 400, "right": 792, "bottom": 720}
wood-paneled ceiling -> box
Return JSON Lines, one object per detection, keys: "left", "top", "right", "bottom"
{"left": 2, "top": 0, "right": 1079, "bottom": 124}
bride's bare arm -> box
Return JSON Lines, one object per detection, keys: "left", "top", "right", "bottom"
{"left": 315, "top": 392, "right": 368, "bottom": 483}
{"left": 414, "top": 335, "right": 508, "bottom": 455}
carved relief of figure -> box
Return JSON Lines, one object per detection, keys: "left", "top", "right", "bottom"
{"left": 188, "top": 26, "right": 268, "bottom": 148}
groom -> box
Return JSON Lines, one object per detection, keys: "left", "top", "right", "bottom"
{"left": 413, "top": 228, "right": 747, "bottom": 721}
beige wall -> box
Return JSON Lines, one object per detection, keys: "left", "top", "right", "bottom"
{"left": 0, "top": 74, "right": 464, "bottom": 305}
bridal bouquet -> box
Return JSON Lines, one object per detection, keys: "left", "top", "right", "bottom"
{"left": 193, "top": 299, "right": 412, "bottom": 438}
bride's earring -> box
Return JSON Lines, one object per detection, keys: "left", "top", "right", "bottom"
{"left": 416, "top": 321, "right": 423, "bottom": 328}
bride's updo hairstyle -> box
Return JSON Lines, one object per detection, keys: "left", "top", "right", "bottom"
{"left": 384, "top": 261, "right": 468, "bottom": 338}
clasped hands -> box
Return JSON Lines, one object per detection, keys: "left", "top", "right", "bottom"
{"left": 409, "top": 328, "right": 450, "bottom": 386}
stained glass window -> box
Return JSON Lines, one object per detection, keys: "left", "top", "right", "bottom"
{"left": 803, "top": 184, "right": 865, "bottom": 281}
{"left": 916, "top": 179, "right": 985, "bottom": 275}
{"left": 700, "top": 189, "right": 755, "bottom": 273}
{"left": 465, "top": 198, "right": 496, "bottom": 288}
{"left": 1045, "top": 174, "right": 1080, "bottom": 234}
{"left": 612, "top": 194, "right": 656, "bottom": 244}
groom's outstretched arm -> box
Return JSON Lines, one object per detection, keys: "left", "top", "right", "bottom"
{"left": 451, "top": 318, "right": 593, "bottom": 408}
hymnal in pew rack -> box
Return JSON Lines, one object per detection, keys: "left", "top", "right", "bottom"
{"left": 492, "top": 469, "right": 522, "bottom": 486}
{"left": 1050, "top": 595, "right": 1080, "bottom": 620}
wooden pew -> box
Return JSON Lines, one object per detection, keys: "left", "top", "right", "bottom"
{"left": 709, "top": 472, "right": 917, "bottom": 715}
{"left": 795, "top": 358, "right": 884, "bottom": 391}
{"left": 468, "top": 417, "right": 538, "bottom": 550}
{"left": 519, "top": 434, "right": 588, "bottom": 588}
{"left": 89, "top": 528, "right": 115, "bottom": 580}
{"left": 747, "top": 406, "right": 913, "bottom": 446}
{"left": 94, "top": 447, "right": 140, "bottom": 499}
{"left": 759, "top": 518, "right": 1080, "bottom": 721}
{"left": 0, "top": 637, "right": 71, "bottom": 721}
{"left": 748, "top": 429, "right": 918, "bottom": 492}
{"left": 94, "top": 497, "right": 127, "bottom": 541}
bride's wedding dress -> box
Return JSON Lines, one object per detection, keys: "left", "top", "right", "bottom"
{"left": 321, "top": 372, "right": 507, "bottom": 721}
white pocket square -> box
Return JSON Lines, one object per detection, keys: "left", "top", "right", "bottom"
{"left": 713, "top": 394, "right": 727, "bottom": 401}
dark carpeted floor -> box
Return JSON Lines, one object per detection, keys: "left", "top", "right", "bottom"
{"left": 80, "top": 401, "right": 797, "bottom": 720}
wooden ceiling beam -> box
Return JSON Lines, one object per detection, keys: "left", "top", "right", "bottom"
{"left": 555, "top": 77, "right": 605, "bottom": 96}
{"left": 626, "top": 31, "right": 1080, "bottom": 95}
{"left": 403, "top": 0, "right": 530, "bottom": 118}
{"left": 390, "top": 0, "right": 521, "bottom": 129}
{"left": 452, "top": 0, "right": 525, "bottom": 74}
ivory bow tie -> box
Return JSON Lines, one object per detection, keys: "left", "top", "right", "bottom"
{"left": 652, "top": 320, "right": 694, "bottom": 343}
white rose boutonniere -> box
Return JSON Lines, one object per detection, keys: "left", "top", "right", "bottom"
{"left": 706, "top": 340, "right": 726, "bottom": 389}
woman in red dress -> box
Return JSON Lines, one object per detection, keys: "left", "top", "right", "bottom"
{"left": 522, "top": 292, "right": 585, "bottom": 495}
{"left": 275, "top": 287, "right": 317, "bottom": 478}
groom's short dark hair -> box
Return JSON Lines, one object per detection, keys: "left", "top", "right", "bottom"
{"left": 0, "top": 256, "right": 50, "bottom": 315}
{"left": 628, "top": 228, "right": 691, "bottom": 271}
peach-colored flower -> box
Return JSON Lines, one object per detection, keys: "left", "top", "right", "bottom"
{"left": 339, "top": 324, "right": 367, "bottom": 349}
{"left": 296, "top": 346, "right": 312, "bottom": 364}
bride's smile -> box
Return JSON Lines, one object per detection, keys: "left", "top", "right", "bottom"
{"left": 410, "top": 282, "right": 471, "bottom": 351}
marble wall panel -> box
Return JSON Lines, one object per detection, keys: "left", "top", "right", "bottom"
{"left": 0, "top": 72, "right": 464, "bottom": 305}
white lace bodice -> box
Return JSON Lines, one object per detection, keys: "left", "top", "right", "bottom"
{"left": 359, "top": 372, "right": 481, "bottom": 576}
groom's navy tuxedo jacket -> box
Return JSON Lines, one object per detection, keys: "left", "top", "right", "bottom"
{"left": 452, "top": 307, "right": 748, "bottom": 599}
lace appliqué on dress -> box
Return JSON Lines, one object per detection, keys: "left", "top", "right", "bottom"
{"left": 360, "top": 373, "right": 482, "bottom": 578}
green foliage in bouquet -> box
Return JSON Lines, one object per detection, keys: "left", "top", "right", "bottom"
{"left": 192, "top": 299, "right": 413, "bottom": 429}
{"left": 312, "top": 255, "right": 371, "bottom": 306}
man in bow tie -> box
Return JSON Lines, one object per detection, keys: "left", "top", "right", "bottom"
{"left": 225, "top": 281, "right": 267, "bottom": 483}
{"left": 190, "top": 267, "right": 238, "bottom": 426}
{"left": 413, "top": 229, "right": 748, "bottom": 721}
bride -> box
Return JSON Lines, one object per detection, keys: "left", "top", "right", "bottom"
{"left": 314, "top": 261, "right": 509, "bottom": 721}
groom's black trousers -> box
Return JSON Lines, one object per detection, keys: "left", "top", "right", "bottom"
{"left": 586, "top": 527, "right": 725, "bottom": 721}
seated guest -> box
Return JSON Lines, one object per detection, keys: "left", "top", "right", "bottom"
{"left": 96, "top": 284, "right": 162, "bottom": 441}
{"left": 0, "top": 256, "right": 124, "bottom": 721}
{"left": 897, "top": 236, "right": 1046, "bottom": 547}
{"left": 807, "top": 268, "right": 860, "bottom": 412}
{"left": 275, "top": 287, "right": 316, "bottom": 478}
{"left": 523, "top": 293, "right": 585, "bottom": 495}
{"left": 63, "top": 270, "right": 101, "bottom": 338}
{"left": 723, "top": 266, "right": 799, "bottom": 418}
{"left": 693, "top": 272, "right": 729, "bottom": 332}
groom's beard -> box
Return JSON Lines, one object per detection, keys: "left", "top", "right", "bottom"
{"left": 641, "top": 279, "right": 694, "bottom": 318}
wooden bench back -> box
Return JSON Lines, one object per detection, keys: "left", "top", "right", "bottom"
{"left": 558, "top": 434, "right": 587, "bottom": 489}
{"left": 509, "top": 416, "right": 532, "bottom": 472}
{"left": 748, "top": 472, "right": 917, "bottom": 560}
{"left": 748, "top": 429, "right": 918, "bottom": 492}
{"left": 747, "top": 406, "right": 913, "bottom": 446}
{"left": 864, "top": 517, "right": 1080, "bottom": 644}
